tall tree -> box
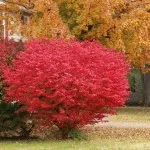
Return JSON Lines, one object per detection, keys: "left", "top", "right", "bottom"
{"left": 107, "top": 0, "right": 150, "bottom": 73}
{"left": 106, "top": 1, "right": 150, "bottom": 106}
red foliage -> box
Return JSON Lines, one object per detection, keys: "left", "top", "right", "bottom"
{"left": 4, "top": 39, "right": 130, "bottom": 130}
{"left": 0, "top": 39, "right": 23, "bottom": 69}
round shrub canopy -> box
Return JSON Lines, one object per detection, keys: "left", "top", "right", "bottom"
{"left": 4, "top": 39, "right": 130, "bottom": 130}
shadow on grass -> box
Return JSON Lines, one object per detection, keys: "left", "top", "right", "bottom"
{"left": 0, "top": 136, "right": 40, "bottom": 141}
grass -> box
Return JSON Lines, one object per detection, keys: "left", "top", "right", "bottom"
{"left": 0, "top": 138, "right": 150, "bottom": 150}
{"left": 108, "top": 107, "right": 150, "bottom": 123}
{"left": 0, "top": 107, "right": 150, "bottom": 150}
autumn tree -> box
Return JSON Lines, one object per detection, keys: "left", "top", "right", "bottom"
{"left": 4, "top": 39, "right": 130, "bottom": 138}
{"left": 107, "top": 0, "right": 150, "bottom": 73}
{"left": 106, "top": 0, "right": 150, "bottom": 106}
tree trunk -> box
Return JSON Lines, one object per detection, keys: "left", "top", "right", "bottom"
{"left": 59, "top": 127, "right": 70, "bottom": 139}
{"left": 58, "top": 125, "right": 74, "bottom": 139}
{"left": 144, "top": 73, "right": 150, "bottom": 106}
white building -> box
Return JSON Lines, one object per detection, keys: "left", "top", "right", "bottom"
{"left": 0, "top": 1, "right": 29, "bottom": 41}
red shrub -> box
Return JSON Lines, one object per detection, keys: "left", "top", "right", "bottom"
{"left": 0, "top": 39, "right": 23, "bottom": 68}
{"left": 4, "top": 39, "right": 130, "bottom": 138}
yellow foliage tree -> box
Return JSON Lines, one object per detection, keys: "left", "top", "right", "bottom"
{"left": 107, "top": 1, "right": 150, "bottom": 72}
{"left": 56, "top": 0, "right": 114, "bottom": 40}
{"left": 56, "top": 0, "right": 127, "bottom": 40}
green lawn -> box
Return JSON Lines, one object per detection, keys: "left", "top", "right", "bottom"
{"left": 0, "top": 107, "right": 150, "bottom": 150}
{"left": 0, "top": 138, "right": 150, "bottom": 150}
